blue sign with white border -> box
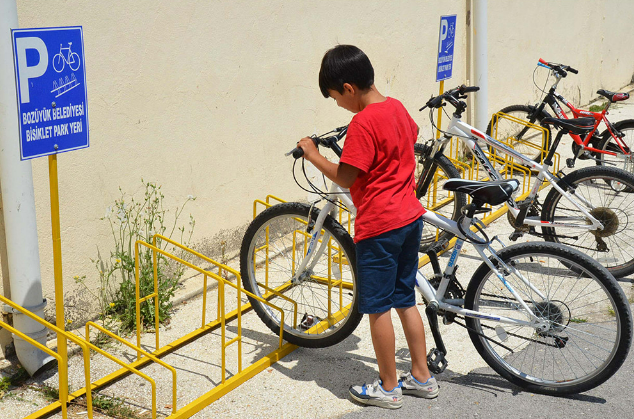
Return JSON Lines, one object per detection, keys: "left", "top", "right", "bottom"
{"left": 436, "top": 15, "right": 456, "bottom": 82}
{"left": 12, "top": 26, "right": 88, "bottom": 160}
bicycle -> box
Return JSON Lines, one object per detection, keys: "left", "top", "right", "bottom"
{"left": 485, "top": 58, "right": 634, "bottom": 174}
{"left": 422, "top": 85, "right": 634, "bottom": 278}
{"left": 52, "top": 42, "right": 81, "bottom": 73}
{"left": 239, "top": 116, "right": 632, "bottom": 395}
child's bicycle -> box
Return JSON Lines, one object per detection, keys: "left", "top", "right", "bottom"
{"left": 239, "top": 121, "right": 632, "bottom": 395}
{"left": 485, "top": 58, "right": 634, "bottom": 173}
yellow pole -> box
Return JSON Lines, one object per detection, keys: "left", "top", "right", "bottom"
{"left": 435, "top": 80, "right": 445, "bottom": 140}
{"left": 48, "top": 154, "right": 69, "bottom": 410}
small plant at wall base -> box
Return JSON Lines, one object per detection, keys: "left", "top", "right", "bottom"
{"left": 88, "top": 180, "right": 195, "bottom": 335}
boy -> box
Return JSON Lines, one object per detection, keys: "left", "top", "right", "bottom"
{"left": 297, "top": 45, "right": 439, "bottom": 409}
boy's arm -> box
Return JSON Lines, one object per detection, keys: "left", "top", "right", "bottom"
{"left": 297, "top": 136, "right": 360, "bottom": 189}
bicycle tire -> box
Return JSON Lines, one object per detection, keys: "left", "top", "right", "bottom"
{"left": 239, "top": 202, "right": 362, "bottom": 348}
{"left": 464, "top": 241, "right": 632, "bottom": 395}
{"left": 597, "top": 119, "right": 634, "bottom": 179}
{"left": 414, "top": 144, "right": 467, "bottom": 252}
{"left": 485, "top": 105, "right": 551, "bottom": 163}
{"left": 541, "top": 165, "right": 634, "bottom": 278}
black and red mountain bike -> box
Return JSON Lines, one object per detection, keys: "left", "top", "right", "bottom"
{"left": 486, "top": 58, "right": 634, "bottom": 174}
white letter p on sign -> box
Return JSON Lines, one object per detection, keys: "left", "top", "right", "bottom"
{"left": 439, "top": 20, "right": 448, "bottom": 53}
{"left": 15, "top": 37, "right": 48, "bottom": 104}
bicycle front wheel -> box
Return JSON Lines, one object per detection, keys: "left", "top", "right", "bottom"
{"left": 415, "top": 144, "right": 467, "bottom": 252}
{"left": 541, "top": 166, "right": 634, "bottom": 278}
{"left": 465, "top": 241, "right": 632, "bottom": 395}
{"left": 597, "top": 119, "right": 634, "bottom": 178}
{"left": 485, "top": 105, "right": 551, "bottom": 163}
{"left": 239, "top": 202, "right": 362, "bottom": 348}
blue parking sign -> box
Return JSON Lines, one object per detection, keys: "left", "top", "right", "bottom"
{"left": 12, "top": 26, "right": 89, "bottom": 160}
{"left": 436, "top": 15, "right": 456, "bottom": 82}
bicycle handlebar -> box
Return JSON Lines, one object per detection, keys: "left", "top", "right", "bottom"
{"left": 538, "top": 58, "right": 578, "bottom": 76}
{"left": 419, "top": 84, "right": 480, "bottom": 111}
{"left": 287, "top": 126, "right": 348, "bottom": 159}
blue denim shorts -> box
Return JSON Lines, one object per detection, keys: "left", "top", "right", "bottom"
{"left": 355, "top": 217, "right": 423, "bottom": 314}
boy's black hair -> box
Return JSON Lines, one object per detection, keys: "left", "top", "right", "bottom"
{"left": 318, "top": 45, "right": 374, "bottom": 98}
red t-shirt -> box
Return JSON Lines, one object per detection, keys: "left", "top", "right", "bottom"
{"left": 340, "top": 97, "right": 425, "bottom": 242}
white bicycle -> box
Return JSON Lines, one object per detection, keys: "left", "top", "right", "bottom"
{"left": 239, "top": 119, "right": 632, "bottom": 395}
{"left": 417, "top": 86, "right": 634, "bottom": 278}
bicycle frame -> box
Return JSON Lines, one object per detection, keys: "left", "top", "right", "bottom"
{"left": 535, "top": 70, "right": 628, "bottom": 157}
{"left": 292, "top": 177, "right": 547, "bottom": 330}
{"left": 444, "top": 116, "right": 603, "bottom": 231}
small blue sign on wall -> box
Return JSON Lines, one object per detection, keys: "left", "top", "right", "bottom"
{"left": 12, "top": 26, "right": 88, "bottom": 160}
{"left": 436, "top": 15, "right": 457, "bottom": 82}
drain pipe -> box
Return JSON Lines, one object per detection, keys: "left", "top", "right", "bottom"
{"left": 0, "top": 0, "right": 54, "bottom": 375}
{"left": 473, "top": 0, "right": 488, "bottom": 132}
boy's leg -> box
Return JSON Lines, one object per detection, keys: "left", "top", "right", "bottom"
{"left": 368, "top": 310, "right": 398, "bottom": 391}
{"left": 391, "top": 217, "right": 431, "bottom": 383}
{"left": 395, "top": 306, "right": 431, "bottom": 383}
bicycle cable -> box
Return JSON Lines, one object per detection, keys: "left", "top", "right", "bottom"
{"left": 532, "top": 65, "right": 552, "bottom": 101}
{"left": 292, "top": 158, "right": 352, "bottom": 213}
{"left": 428, "top": 107, "right": 472, "bottom": 142}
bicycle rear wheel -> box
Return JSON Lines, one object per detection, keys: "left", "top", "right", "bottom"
{"left": 541, "top": 166, "right": 634, "bottom": 278}
{"left": 597, "top": 119, "right": 634, "bottom": 178}
{"left": 415, "top": 144, "right": 467, "bottom": 252}
{"left": 485, "top": 105, "right": 551, "bottom": 163}
{"left": 239, "top": 202, "right": 362, "bottom": 348}
{"left": 465, "top": 241, "right": 632, "bottom": 395}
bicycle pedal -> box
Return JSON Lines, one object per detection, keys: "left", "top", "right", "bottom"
{"left": 565, "top": 158, "right": 575, "bottom": 168}
{"left": 427, "top": 348, "right": 448, "bottom": 374}
{"left": 509, "top": 230, "right": 523, "bottom": 241}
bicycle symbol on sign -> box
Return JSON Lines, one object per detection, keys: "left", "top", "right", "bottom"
{"left": 52, "top": 42, "right": 80, "bottom": 73}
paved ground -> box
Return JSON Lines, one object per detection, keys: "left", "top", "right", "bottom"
{"left": 2, "top": 88, "right": 634, "bottom": 418}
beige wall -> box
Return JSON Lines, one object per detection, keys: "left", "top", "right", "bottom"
{"left": 2, "top": 0, "right": 633, "bottom": 335}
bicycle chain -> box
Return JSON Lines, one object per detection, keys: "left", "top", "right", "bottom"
{"left": 451, "top": 314, "right": 561, "bottom": 350}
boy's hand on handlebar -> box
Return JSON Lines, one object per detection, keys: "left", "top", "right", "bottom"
{"left": 298, "top": 137, "right": 319, "bottom": 161}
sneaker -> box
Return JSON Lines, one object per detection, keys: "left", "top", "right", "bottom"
{"left": 399, "top": 372, "right": 439, "bottom": 398}
{"left": 349, "top": 379, "right": 403, "bottom": 409}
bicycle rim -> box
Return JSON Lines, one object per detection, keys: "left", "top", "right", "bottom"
{"left": 542, "top": 167, "right": 634, "bottom": 277}
{"left": 486, "top": 106, "right": 549, "bottom": 163}
{"left": 240, "top": 203, "right": 360, "bottom": 347}
{"left": 466, "top": 245, "right": 628, "bottom": 394}
{"left": 598, "top": 122, "right": 634, "bottom": 178}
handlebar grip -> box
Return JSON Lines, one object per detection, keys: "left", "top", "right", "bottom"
{"left": 568, "top": 66, "right": 578, "bottom": 74}
{"left": 289, "top": 137, "right": 319, "bottom": 159}
{"left": 460, "top": 85, "right": 480, "bottom": 93}
{"left": 291, "top": 147, "right": 304, "bottom": 159}
{"left": 538, "top": 58, "right": 549, "bottom": 66}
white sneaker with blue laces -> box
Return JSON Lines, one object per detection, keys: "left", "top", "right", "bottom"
{"left": 348, "top": 379, "right": 403, "bottom": 409}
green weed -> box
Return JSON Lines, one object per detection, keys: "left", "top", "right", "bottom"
{"left": 76, "top": 180, "right": 196, "bottom": 338}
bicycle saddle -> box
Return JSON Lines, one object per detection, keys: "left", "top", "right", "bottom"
{"left": 540, "top": 117, "right": 595, "bottom": 135}
{"left": 597, "top": 89, "right": 630, "bottom": 103}
{"left": 443, "top": 178, "right": 520, "bottom": 206}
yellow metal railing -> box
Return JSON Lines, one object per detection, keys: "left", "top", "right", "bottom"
{"left": 135, "top": 234, "right": 290, "bottom": 372}
{"left": 0, "top": 294, "right": 168, "bottom": 419}
{"left": 16, "top": 232, "right": 294, "bottom": 419}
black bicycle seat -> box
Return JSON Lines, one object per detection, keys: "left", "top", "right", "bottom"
{"left": 443, "top": 178, "right": 520, "bottom": 206}
{"left": 541, "top": 117, "right": 595, "bottom": 135}
{"left": 597, "top": 89, "right": 630, "bottom": 103}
